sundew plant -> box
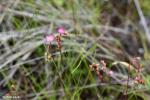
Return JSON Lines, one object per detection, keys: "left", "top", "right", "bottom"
{"left": 0, "top": 0, "right": 150, "bottom": 100}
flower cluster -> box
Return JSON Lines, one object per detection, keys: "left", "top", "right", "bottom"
{"left": 89, "top": 57, "right": 145, "bottom": 85}
{"left": 89, "top": 60, "right": 114, "bottom": 81}
{"left": 56, "top": 35, "right": 62, "bottom": 50}
{"left": 89, "top": 63, "right": 103, "bottom": 81}
{"left": 44, "top": 27, "right": 68, "bottom": 62}
{"left": 131, "top": 57, "right": 145, "bottom": 84}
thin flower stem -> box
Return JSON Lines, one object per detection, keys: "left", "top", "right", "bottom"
{"left": 51, "top": 57, "right": 64, "bottom": 85}
{"left": 47, "top": 43, "right": 70, "bottom": 96}
{"left": 48, "top": 44, "right": 64, "bottom": 87}
{"left": 59, "top": 49, "right": 63, "bottom": 65}
{"left": 51, "top": 57, "right": 71, "bottom": 96}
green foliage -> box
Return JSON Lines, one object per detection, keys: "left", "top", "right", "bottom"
{"left": 0, "top": 0, "right": 150, "bottom": 99}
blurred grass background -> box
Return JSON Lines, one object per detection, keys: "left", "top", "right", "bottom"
{"left": 0, "top": 0, "right": 150, "bottom": 99}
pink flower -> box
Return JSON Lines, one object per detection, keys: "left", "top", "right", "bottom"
{"left": 108, "top": 70, "right": 114, "bottom": 76}
{"left": 44, "top": 34, "right": 55, "bottom": 44}
{"left": 57, "top": 27, "right": 65, "bottom": 35}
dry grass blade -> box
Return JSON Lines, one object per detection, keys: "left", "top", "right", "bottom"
{"left": 134, "top": 0, "right": 150, "bottom": 43}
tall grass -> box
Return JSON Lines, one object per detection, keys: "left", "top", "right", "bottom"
{"left": 0, "top": 0, "right": 150, "bottom": 99}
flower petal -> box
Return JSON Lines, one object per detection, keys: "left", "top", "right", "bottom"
{"left": 44, "top": 34, "right": 55, "bottom": 44}
{"left": 57, "top": 27, "right": 65, "bottom": 35}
